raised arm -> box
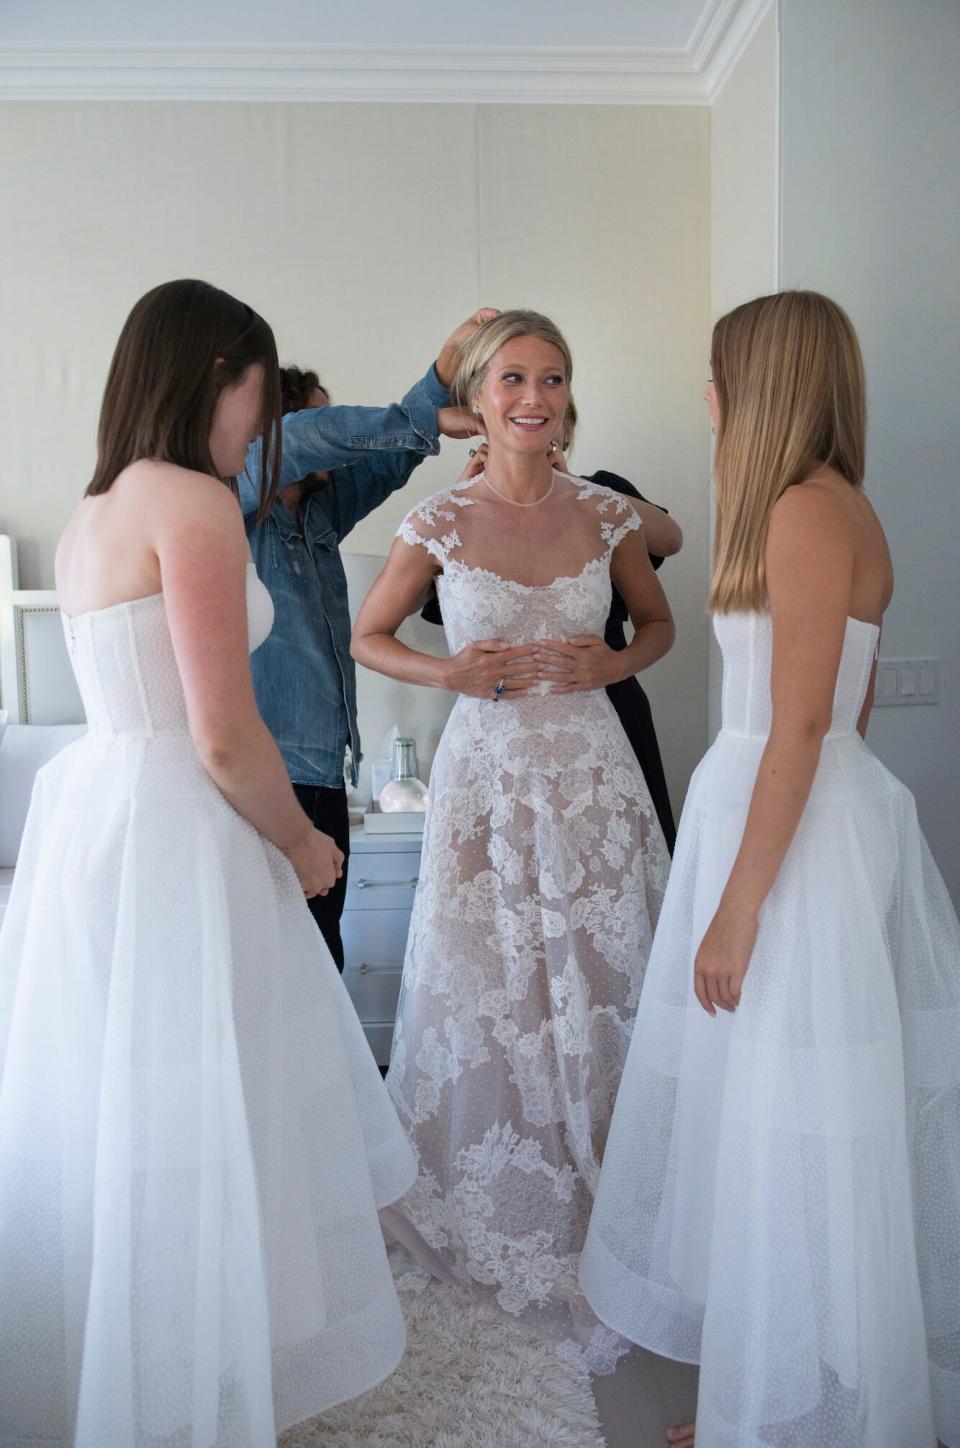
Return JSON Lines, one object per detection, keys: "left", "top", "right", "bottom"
{"left": 238, "top": 309, "right": 498, "bottom": 518}
{"left": 152, "top": 468, "right": 343, "bottom": 897}
{"left": 570, "top": 468, "right": 683, "bottom": 565}
{"left": 632, "top": 499, "right": 683, "bottom": 561}
{"left": 692, "top": 484, "right": 855, "bottom": 1016}
{"left": 237, "top": 385, "right": 445, "bottom": 516}
{"left": 351, "top": 533, "right": 537, "bottom": 699}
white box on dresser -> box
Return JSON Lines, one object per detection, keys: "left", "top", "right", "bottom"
{"left": 341, "top": 825, "right": 422, "bottom": 1068}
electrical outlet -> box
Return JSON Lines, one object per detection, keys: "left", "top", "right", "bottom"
{"left": 873, "top": 658, "right": 940, "bottom": 707}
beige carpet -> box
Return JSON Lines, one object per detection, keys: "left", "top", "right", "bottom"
{"left": 279, "top": 1253, "right": 606, "bottom": 1447}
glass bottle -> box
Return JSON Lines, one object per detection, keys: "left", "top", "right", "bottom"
{"left": 377, "top": 736, "right": 429, "bottom": 812}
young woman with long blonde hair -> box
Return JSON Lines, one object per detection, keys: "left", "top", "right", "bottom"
{"left": 581, "top": 291, "right": 960, "bottom": 1447}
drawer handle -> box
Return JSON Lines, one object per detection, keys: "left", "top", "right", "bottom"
{"left": 354, "top": 876, "right": 419, "bottom": 890}
{"left": 357, "top": 962, "right": 401, "bottom": 975}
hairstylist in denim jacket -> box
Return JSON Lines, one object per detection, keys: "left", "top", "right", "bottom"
{"left": 237, "top": 309, "right": 495, "bottom": 968}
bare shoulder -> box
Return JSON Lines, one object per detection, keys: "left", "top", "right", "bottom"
{"left": 123, "top": 460, "right": 240, "bottom": 519}
{"left": 120, "top": 461, "right": 246, "bottom": 552}
{"left": 769, "top": 475, "right": 856, "bottom": 540}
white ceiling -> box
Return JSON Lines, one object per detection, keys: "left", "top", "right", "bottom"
{"left": 0, "top": 0, "right": 709, "bottom": 51}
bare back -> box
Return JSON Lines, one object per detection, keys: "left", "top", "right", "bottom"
{"left": 56, "top": 461, "right": 190, "bottom": 616}
{"left": 801, "top": 469, "right": 893, "bottom": 626}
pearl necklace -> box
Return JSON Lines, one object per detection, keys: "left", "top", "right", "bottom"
{"left": 481, "top": 471, "right": 556, "bottom": 508}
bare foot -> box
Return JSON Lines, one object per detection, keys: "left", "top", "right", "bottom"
{"left": 666, "top": 1424, "right": 694, "bottom": 1448}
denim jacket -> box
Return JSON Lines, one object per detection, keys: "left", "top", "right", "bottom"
{"left": 238, "top": 364, "right": 450, "bottom": 787}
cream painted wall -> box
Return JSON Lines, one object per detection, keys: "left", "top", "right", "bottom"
{"left": 707, "top": 4, "right": 779, "bottom": 736}
{"left": 0, "top": 100, "right": 710, "bottom": 809}
{"left": 779, "top": 0, "right": 960, "bottom": 902}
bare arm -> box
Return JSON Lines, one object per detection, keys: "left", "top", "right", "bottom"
{"left": 693, "top": 484, "right": 855, "bottom": 1015}
{"left": 609, "top": 526, "right": 676, "bottom": 673}
{"left": 152, "top": 469, "right": 341, "bottom": 894}
{"left": 632, "top": 499, "right": 683, "bottom": 560}
{"left": 534, "top": 515, "right": 675, "bottom": 693}
{"left": 351, "top": 536, "right": 537, "bottom": 698}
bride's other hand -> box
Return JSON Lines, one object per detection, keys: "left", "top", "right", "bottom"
{"left": 283, "top": 828, "right": 345, "bottom": 899}
{"left": 534, "top": 635, "right": 620, "bottom": 692}
{"left": 693, "top": 901, "right": 758, "bottom": 1015}
{"left": 457, "top": 443, "right": 488, "bottom": 483}
{"left": 444, "top": 639, "right": 537, "bottom": 700}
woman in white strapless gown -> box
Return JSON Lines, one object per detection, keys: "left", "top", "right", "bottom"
{"left": 0, "top": 281, "right": 416, "bottom": 1448}
{"left": 352, "top": 311, "right": 673, "bottom": 1368}
{"left": 581, "top": 292, "right": 960, "bottom": 1448}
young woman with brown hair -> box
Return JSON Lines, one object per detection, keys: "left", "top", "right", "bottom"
{"left": 0, "top": 280, "right": 417, "bottom": 1447}
{"left": 581, "top": 291, "right": 960, "bottom": 1448}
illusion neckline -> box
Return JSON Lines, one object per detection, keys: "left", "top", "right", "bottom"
{"left": 441, "top": 552, "right": 610, "bottom": 594}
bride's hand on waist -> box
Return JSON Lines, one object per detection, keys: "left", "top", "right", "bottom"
{"left": 442, "top": 639, "right": 538, "bottom": 700}
{"left": 533, "top": 636, "right": 621, "bottom": 693}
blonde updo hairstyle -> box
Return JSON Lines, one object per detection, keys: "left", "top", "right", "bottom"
{"left": 709, "top": 289, "right": 867, "bottom": 615}
{"left": 451, "top": 310, "right": 574, "bottom": 444}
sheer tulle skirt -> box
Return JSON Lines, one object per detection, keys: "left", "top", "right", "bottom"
{"left": 0, "top": 735, "right": 416, "bottom": 1448}
{"left": 581, "top": 730, "right": 960, "bottom": 1448}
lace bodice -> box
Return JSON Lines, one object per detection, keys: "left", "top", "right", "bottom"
{"left": 398, "top": 474, "right": 642, "bottom": 663}
{"left": 61, "top": 562, "right": 274, "bottom": 738}
{"left": 715, "top": 611, "right": 879, "bottom": 740}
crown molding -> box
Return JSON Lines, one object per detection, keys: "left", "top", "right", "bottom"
{"left": 0, "top": 43, "right": 706, "bottom": 104}
{"left": 0, "top": 3, "right": 776, "bottom": 105}
{"left": 693, "top": 0, "right": 777, "bottom": 100}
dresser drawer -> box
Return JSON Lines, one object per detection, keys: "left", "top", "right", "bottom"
{"left": 343, "top": 959, "right": 404, "bottom": 1022}
{"left": 342, "top": 907, "right": 411, "bottom": 970}
{"left": 345, "top": 852, "right": 420, "bottom": 911}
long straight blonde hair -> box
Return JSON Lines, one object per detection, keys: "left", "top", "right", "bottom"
{"left": 709, "top": 290, "right": 866, "bottom": 613}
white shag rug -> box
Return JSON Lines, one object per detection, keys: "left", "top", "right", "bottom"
{"left": 279, "top": 1253, "right": 606, "bottom": 1447}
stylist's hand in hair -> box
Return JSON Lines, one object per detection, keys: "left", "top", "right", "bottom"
{"left": 435, "top": 308, "right": 501, "bottom": 387}
{"left": 438, "top": 407, "right": 484, "bottom": 440}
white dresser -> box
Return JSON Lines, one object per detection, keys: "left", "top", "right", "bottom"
{"left": 341, "top": 826, "right": 423, "bottom": 1067}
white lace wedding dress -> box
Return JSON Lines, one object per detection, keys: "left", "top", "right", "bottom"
{"left": 0, "top": 564, "right": 416, "bottom": 1448}
{"left": 384, "top": 473, "right": 671, "bottom": 1369}
{"left": 581, "top": 611, "right": 960, "bottom": 1447}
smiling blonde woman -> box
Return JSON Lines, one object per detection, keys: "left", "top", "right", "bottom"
{"left": 352, "top": 308, "right": 674, "bottom": 1367}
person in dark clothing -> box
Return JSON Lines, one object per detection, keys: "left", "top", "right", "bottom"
{"left": 422, "top": 415, "right": 681, "bottom": 852}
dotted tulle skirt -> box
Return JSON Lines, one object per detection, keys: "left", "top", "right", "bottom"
{"left": 581, "top": 729, "right": 960, "bottom": 1448}
{"left": 0, "top": 734, "right": 416, "bottom": 1448}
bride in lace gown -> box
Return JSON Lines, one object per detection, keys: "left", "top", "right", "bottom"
{"left": 0, "top": 282, "right": 416, "bottom": 1447}
{"left": 352, "top": 311, "right": 673, "bottom": 1366}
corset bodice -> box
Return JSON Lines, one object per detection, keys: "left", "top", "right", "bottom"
{"left": 715, "top": 611, "right": 879, "bottom": 740}
{"left": 61, "top": 563, "right": 274, "bottom": 738}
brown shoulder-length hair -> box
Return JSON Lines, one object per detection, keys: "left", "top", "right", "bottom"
{"left": 709, "top": 290, "right": 866, "bottom": 614}
{"left": 86, "top": 279, "right": 282, "bottom": 520}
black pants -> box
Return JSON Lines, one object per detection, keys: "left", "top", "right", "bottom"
{"left": 292, "top": 782, "right": 351, "bottom": 972}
